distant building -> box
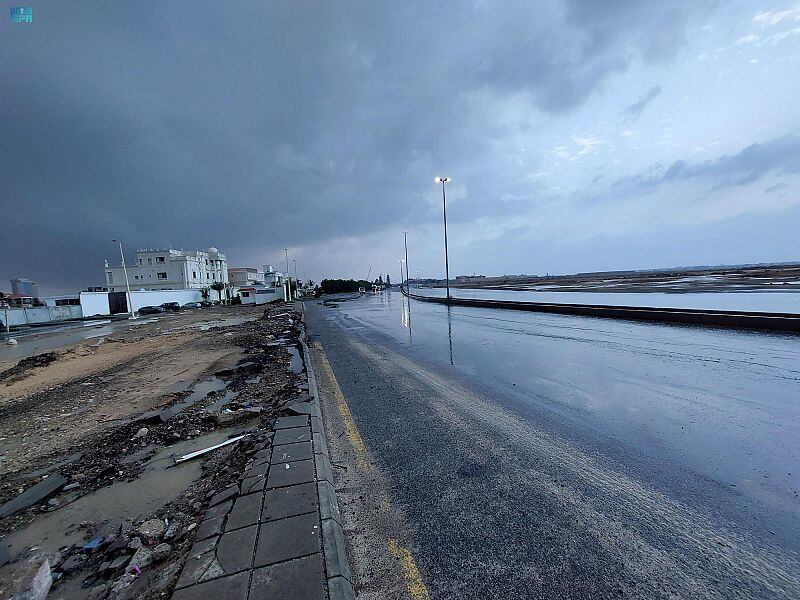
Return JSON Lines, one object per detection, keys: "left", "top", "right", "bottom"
{"left": 11, "top": 278, "right": 38, "bottom": 298}
{"left": 455, "top": 275, "right": 486, "bottom": 283}
{"left": 229, "top": 267, "right": 266, "bottom": 287}
{"left": 104, "top": 247, "right": 229, "bottom": 292}
{"left": 263, "top": 265, "right": 290, "bottom": 287}
{"left": 43, "top": 295, "right": 80, "bottom": 307}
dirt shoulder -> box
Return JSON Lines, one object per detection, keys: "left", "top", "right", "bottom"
{"left": 0, "top": 302, "right": 311, "bottom": 600}
{"left": 0, "top": 306, "right": 262, "bottom": 480}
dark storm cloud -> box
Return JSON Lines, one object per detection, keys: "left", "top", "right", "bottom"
{"left": 609, "top": 135, "right": 800, "bottom": 194}
{"left": 0, "top": 0, "right": 707, "bottom": 293}
{"left": 620, "top": 86, "right": 662, "bottom": 121}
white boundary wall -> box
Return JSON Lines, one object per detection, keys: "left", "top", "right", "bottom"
{"left": 80, "top": 289, "right": 203, "bottom": 316}
{"left": 80, "top": 292, "right": 111, "bottom": 317}
{"left": 2, "top": 305, "right": 83, "bottom": 327}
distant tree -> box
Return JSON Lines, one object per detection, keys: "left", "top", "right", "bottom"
{"left": 386, "top": 274, "right": 391, "bottom": 286}
{"left": 320, "top": 279, "right": 372, "bottom": 294}
{"left": 306, "top": 280, "right": 315, "bottom": 288}
{"left": 211, "top": 281, "right": 225, "bottom": 302}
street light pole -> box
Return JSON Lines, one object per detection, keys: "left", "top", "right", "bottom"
{"left": 284, "top": 248, "right": 291, "bottom": 302}
{"left": 112, "top": 239, "right": 137, "bottom": 319}
{"left": 293, "top": 259, "right": 298, "bottom": 298}
{"left": 434, "top": 177, "right": 452, "bottom": 302}
{"left": 403, "top": 232, "right": 410, "bottom": 289}
{"left": 399, "top": 260, "right": 404, "bottom": 292}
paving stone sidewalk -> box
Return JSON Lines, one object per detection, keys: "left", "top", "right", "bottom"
{"left": 170, "top": 333, "right": 354, "bottom": 599}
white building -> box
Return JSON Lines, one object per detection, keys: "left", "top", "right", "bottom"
{"left": 229, "top": 267, "right": 266, "bottom": 287}
{"left": 105, "top": 247, "right": 229, "bottom": 292}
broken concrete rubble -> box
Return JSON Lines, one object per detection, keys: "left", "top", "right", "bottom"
{"left": 0, "top": 474, "right": 67, "bottom": 518}
{"left": 137, "top": 518, "right": 165, "bottom": 541}
{"left": 0, "top": 557, "right": 52, "bottom": 600}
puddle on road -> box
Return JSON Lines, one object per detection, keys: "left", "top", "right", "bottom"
{"left": 159, "top": 377, "right": 228, "bottom": 421}
{"left": 287, "top": 346, "right": 303, "bottom": 374}
{"left": 84, "top": 327, "right": 114, "bottom": 340}
{"left": 204, "top": 390, "right": 241, "bottom": 413}
{"left": 2, "top": 428, "right": 252, "bottom": 561}
{"left": 191, "top": 316, "right": 259, "bottom": 331}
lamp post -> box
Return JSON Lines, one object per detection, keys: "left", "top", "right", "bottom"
{"left": 403, "top": 232, "right": 410, "bottom": 289}
{"left": 434, "top": 177, "right": 452, "bottom": 302}
{"left": 111, "top": 239, "right": 136, "bottom": 319}
{"left": 293, "top": 259, "right": 298, "bottom": 298}
{"left": 399, "top": 260, "right": 405, "bottom": 292}
{"left": 284, "top": 248, "right": 291, "bottom": 302}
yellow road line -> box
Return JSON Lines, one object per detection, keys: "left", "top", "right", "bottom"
{"left": 314, "top": 342, "right": 428, "bottom": 598}
{"left": 315, "top": 342, "right": 372, "bottom": 470}
{"left": 388, "top": 539, "right": 431, "bottom": 600}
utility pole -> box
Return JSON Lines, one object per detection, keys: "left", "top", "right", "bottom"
{"left": 112, "top": 239, "right": 137, "bottom": 319}
{"left": 434, "top": 177, "right": 452, "bottom": 302}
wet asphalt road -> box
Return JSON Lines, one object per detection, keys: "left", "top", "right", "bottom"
{"left": 305, "top": 291, "right": 800, "bottom": 599}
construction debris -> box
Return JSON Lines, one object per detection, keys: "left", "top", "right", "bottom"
{"left": 0, "top": 474, "right": 67, "bottom": 518}
{"left": 173, "top": 434, "right": 249, "bottom": 464}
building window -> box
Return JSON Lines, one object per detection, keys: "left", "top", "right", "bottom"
{"left": 157, "top": 272, "right": 167, "bottom": 279}
{"left": 207, "top": 273, "right": 210, "bottom": 279}
{"left": 193, "top": 271, "right": 197, "bottom": 279}
{"left": 241, "top": 292, "right": 250, "bottom": 297}
{"left": 55, "top": 298, "right": 80, "bottom": 306}
{"left": 205, "top": 259, "right": 208, "bottom": 265}
{"left": 107, "top": 272, "right": 113, "bottom": 284}
{"left": 134, "top": 275, "right": 139, "bottom": 280}
{"left": 157, "top": 256, "right": 165, "bottom": 263}
{"left": 138, "top": 259, "right": 142, "bottom": 265}
{"left": 147, "top": 258, "right": 152, "bottom": 265}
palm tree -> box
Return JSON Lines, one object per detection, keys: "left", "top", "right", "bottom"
{"left": 211, "top": 281, "right": 225, "bottom": 303}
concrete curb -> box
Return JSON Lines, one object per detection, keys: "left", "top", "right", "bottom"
{"left": 402, "top": 286, "right": 800, "bottom": 333}
{"left": 298, "top": 302, "right": 356, "bottom": 600}
{"left": 169, "top": 305, "right": 354, "bottom": 600}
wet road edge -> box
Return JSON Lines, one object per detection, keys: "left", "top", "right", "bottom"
{"left": 299, "top": 301, "right": 357, "bottom": 600}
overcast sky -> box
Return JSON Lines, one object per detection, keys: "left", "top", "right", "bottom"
{"left": 2, "top": 0, "right": 799, "bottom": 294}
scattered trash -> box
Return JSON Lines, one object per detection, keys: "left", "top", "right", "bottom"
{"left": 82, "top": 536, "right": 105, "bottom": 552}
{"left": 132, "top": 427, "right": 149, "bottom": 440}
{"left": 173, "top": 434, "right": 249, "bottom": 464}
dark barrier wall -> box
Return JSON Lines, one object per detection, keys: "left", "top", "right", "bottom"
{"left": 402, "top": 287, "right": 800, "bottom": 334}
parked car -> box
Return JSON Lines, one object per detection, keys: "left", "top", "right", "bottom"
{"left": 160, "top": 302, "right": 181, "bottom": 312}
{"left": 199, "top": 301, "right": 213, "bottom": 308}
{"left": 138, "top": 305, "right": 166, "bottom": 315}
{"left": 182, "top": 301, "right": 202, "bottom": 309}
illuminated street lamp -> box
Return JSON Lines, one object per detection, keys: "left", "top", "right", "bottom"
{"left": 111, "top": 239, "right": 136, "bottom": 319}
{"left": 434, "top": 177, "right": 452, "bottom": 302}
